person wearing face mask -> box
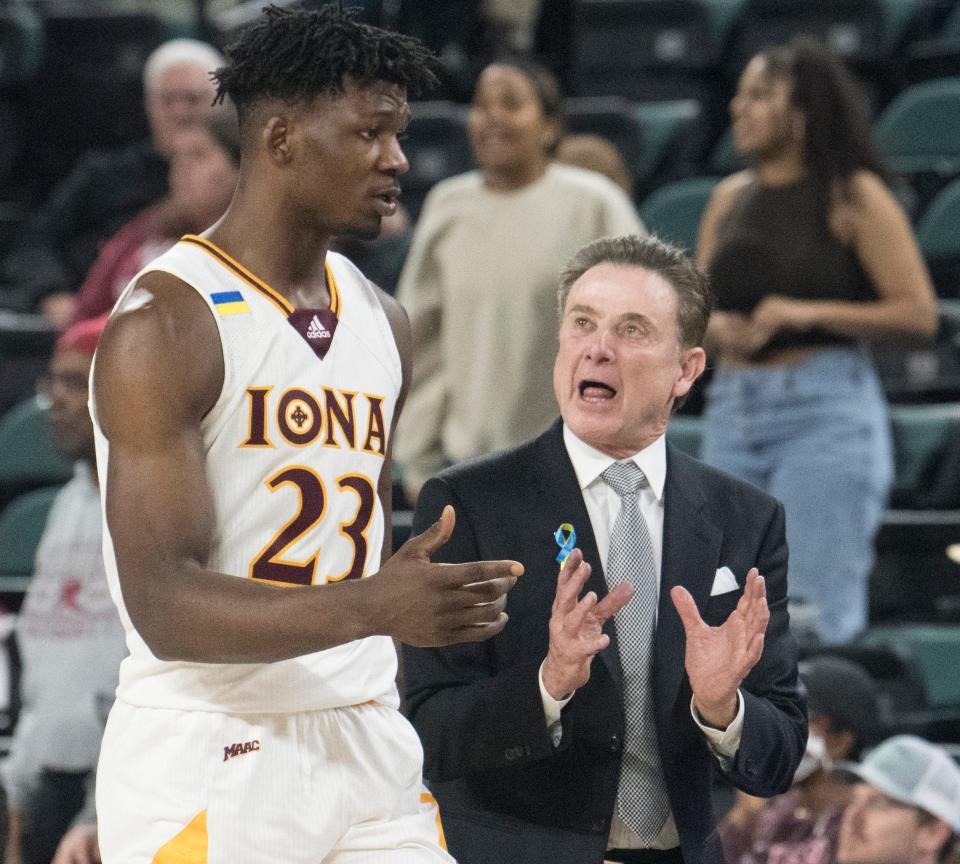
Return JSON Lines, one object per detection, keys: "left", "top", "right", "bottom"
{"left": 720, "top": 655, "right": 881, "bottom": 864}
{"left": 394, "top": 58, "right": 643, "bottom": 503}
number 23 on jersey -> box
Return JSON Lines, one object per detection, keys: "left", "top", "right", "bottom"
{"left": 241, "top": 385, "right": 388, "bottom": 587}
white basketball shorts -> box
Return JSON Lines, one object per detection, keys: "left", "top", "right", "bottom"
{"left": 96, "top": 699, "right": 453, "bottom": 864}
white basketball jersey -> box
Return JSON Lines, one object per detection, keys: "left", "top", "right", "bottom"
{"left": 92, "top": 235, "right": 402, "bottom": 714}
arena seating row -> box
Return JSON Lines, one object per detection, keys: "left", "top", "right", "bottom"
{"left": 570, "top": 0, "right": 954, "bottom": 109}
{"left": 641, "top": 174, "right": 960, "bottom": 304}
{"left": 804, "top": 629, "right": 960, "bottom": 749}
{"left": 2, "top": 1, "right": 960, "bottom": 210}
{"left": 402, "top": 72, "right": 960, "bottom": 214}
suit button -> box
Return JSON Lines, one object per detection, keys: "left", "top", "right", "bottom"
{"left": 607, "top": 733, "right": 621, "bottom": 754}
{"left": 590, "top": 818, "right": 608, "bottom": 833}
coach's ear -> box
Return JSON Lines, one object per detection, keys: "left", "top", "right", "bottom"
{"left": 263, "top": 115, "right": 293, "bottom": 165}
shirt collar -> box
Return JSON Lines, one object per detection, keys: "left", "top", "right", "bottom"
{"left": 562, "top": 423, "right": 667, "bottom": 503}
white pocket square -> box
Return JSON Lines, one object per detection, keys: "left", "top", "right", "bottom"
{"left": 710, "top": 566, "right": 740, "bottom": 596}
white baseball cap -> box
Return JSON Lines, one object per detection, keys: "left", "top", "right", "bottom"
{"left": 839, "top": 735, "right": 960, "bottom": 832}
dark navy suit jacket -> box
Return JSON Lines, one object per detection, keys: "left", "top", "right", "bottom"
{"left": 403, "top": 420, "right": 807, "bottom": 864}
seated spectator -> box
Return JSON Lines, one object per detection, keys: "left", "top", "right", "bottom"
{"left": 0, "top": 39, "right": 223, "bottom": 325}
{"left": 2, "top": 317, "right": 126, "bottom": 864}
{"left": 394, "top": 57, "right": 643, "bottom": 501}
{"left": 836, "top": 736, "right": 959, "bottom": 864}
{"left": 556, "top": 133, "right": 634, "bottom": 198}
{"left": 721, "top": 655, "right": 882, "bottom": 864}
{"left": 69, "top": 110, "right": 240, "bottom": 324}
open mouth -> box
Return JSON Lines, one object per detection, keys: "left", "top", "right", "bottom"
{"left": 578, "top": 380, "right": 617, "bottom": 400}
{"left": 372, "top": 188, "right": 400, "bottom": 216}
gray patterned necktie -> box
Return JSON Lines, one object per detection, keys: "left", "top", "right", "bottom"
{"left": 602, "top": 461, "right": 671, "bottom": 841}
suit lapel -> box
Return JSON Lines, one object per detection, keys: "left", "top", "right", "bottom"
{"left": 532, "top": 421, "right": 624, "bottom": 691}
{"left": 654, "top": 446, "right": 722, "bottom": 723}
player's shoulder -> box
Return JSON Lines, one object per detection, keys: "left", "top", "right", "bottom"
{"left": 95, "top": 270, "right": 223, "bottom": 421}
{"left": 104, "top": 269, "right": 209, "bottom": 344}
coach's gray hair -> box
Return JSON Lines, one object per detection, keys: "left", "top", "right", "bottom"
{"left": 557, "top": 234, "right": 713, "bottom": 348}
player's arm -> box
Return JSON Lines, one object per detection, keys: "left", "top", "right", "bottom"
{"left": 94, "top": 272, "right": 520, "bottom": 664}
{"left": 373, "top": 283, "right": 412, "bottom": 562}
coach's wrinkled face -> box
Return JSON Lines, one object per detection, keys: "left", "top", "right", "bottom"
{"left": 554, "top": 263, "right": 704, "bottom": 459}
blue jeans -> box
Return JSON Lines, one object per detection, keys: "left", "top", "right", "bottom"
{"left": 702, "top": 348, "right": 893, "bottom": 643}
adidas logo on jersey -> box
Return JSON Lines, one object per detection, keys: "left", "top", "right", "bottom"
{"left": 306, "top": 314, "right": 331, "bottom": 340}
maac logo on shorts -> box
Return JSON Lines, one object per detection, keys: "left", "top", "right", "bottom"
{"left": 223, "top": 740, "right": 261, "bottom": 761}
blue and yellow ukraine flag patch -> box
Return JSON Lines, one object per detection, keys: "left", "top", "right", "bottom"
{"left": 211, "top": 290, "right": 249, "bottom": 316}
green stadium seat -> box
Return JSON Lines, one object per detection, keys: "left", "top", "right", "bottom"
{"left": 874, "top": 77, "right": 960, "bottom": 210}
{"left": 566, "top": 97, "right": 706, "bottom": 200}
{"left": 905, "top": 5, "right": 960, "bottom": 85}
{"left": 887, "top": 402, "right": 960, "bottom": 508}
{"left": 872, "top": 301, "right": 960, "bottom": 399}
{"left": 916, "top": 177, "right": 960, "bottom": 297}
{"left": 639, "top": 177, "right": 719, "bottom": 256}
{"left": 0, "top": 5, "right": 44, "bottom": 85}
{"left": 571, "top": 0, "right": 744, "bottom": 113}
{"left": 665, "top": 414, "right": 704, "bottom": 458}
{"left": 859, "top": 624, "right": 960, "bottom": 709}
{"left": 725, "top": 0, "right": 925, "bottom": 107}
{"left": 875, "top": 77, "right": 960, "bottom": 172}
{"left": 707, "top": 127, "right": 744, "bottom": 177}
{"left": 871, "top": 403, "right": 960, "bottom": 625}
{"left": 0, "top": 397, "right": 72, "bottom": 507}
{"left": 0, "top": 486, "right": 59, "bottom": 580}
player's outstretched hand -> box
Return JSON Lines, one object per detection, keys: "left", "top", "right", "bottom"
{"left": 373, "top": 506, "right": 522, "bottom": 647}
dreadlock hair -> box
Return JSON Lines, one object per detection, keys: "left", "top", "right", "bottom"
{"left": 213, "top": 4, "right": 439, "bottom": 124}
{"left": 755, "top": 36, "right": 890, "bottom": 224}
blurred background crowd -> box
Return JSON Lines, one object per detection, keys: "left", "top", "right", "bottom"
{"left": 1, "top": 0, "right": 960, "bottom": 862}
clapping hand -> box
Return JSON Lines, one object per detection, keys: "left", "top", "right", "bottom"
{"left": 670, "top": 568, "right": 769, "bottom": 728}
{"left": 541, "top": 549, "right": 634, "bottom": 700}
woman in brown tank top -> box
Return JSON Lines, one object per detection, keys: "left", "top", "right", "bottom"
{"left": 697, "top": 39, "right": 936, "bottom": 645}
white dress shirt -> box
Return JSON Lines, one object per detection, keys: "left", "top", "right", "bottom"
{"left": 538, "top": 425, "right": 745, "bottom": 850}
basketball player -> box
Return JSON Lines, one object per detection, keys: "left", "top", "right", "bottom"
{"left": 90, "top": 7, "right": 520, "bottom": 863}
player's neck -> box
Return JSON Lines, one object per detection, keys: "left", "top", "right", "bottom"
{"left": 206, "top": 198, "right": 335, "bottom": 309}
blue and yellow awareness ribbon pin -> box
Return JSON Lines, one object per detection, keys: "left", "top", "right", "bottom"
{"left": 555, "top": 523, "right": 576, "bottom": 569}
{"left": 211, "top": 290, "right": 249, "bottom": 316}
